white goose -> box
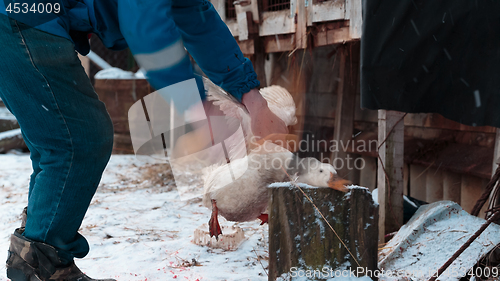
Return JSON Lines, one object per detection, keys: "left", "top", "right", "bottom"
{"left": 202, "top": 78, "right": 350, "bottom": 238}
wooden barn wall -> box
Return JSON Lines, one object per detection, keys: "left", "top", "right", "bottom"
{"left": 248, "top": 41, "right": 497, "bottom": 216}
{"left": 250, "top": 45, "right": 340, "bottom": 160}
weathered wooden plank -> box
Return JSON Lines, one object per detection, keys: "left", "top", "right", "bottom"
{"left": 268, "top": 184, "right": 378, "bottom": 280}
{"left": 259, "top": 11, "right": 295, "bottom": 36}
{"left": 296, "top": 0, "right": 307, "bottom": 49}
{"left": 345, "top": 0, "right": 362, "bottom": 38}
{"left": 237, "top": 39, "right": 255, "bottom": 55}
{"left": 252, "top": 51, "right": 267, "bottom": 87}
{"left": 306, "top": 0, "right": 313, "bottom": 26}
{"left": 234, "top": 0, "right": 259, "bottom": 23}
{"left": 264, "top": 52, "right": 275, "bottom": 86}
{"left": 236, "top": 11, "right": 249, "bottom": 40}
{"left": 332, "top": 43, "right": 358, "bottom": 179}
{"left": 226, "top": 20, "right": 239, "bottom": 37}
{"left": 314, "top": 26, "right": 351, "bottom": 47}
{"left": 264, "top": 34, "right": 294, "bottom": 53}
{"left": 311, "top": 0, "right": 345, "bottom": 24}
{"left": 404, "top": 113, "right": 496, "bottom": 133}
{"left": 426, "top": 168, "right": 443, "bottom": 203}
{"left": 403, "top": 126, "right": 497, "bottom": 148}
{"left": 409, "top": 165, "right": 427, "bottom": 201}
{"left": 378, "top": 110, "right": 405, "bottom": 242}
{"left": 443, "top": 171, "right": 461, "bottom": 203}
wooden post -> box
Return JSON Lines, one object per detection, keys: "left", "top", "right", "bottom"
{"left": 296, "top": 0, "right": 307, "bottom": 49}
{"left": 268, "top": 184, "right": 378, "bottom": 280}
{"left": 377, "top": 110, "right": 404, "bottom": 242}
{"left": 332, "top": 42, "right": 359, "bottom": 179}
{"left": 236, "top": 11, "right": 249, "bottom": 41}
{"left": 345, "top": 0, "right": 362, "bottom": 39}
{"left": 443, "top": 171, "right": 461, "bottom": 203}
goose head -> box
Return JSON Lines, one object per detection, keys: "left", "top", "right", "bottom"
{"left": 288, "top": 157, "right": 351, "bottom": 192}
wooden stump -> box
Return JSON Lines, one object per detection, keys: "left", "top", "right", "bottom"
{"left": 268, "top": 184, "right": 378, "bottom": 280}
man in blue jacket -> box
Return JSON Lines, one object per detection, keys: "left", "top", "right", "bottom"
{"left": 0, "top": 0, "right": 286, "bottom": 280}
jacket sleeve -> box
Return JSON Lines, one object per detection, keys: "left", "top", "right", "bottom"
{"left": 171, "top": 0, "right": 260, "bottom": 101}
{"left": 118, "top": 0, "right": 259, "bottom": 102}
{"left": 117, "top": 0, "right": 206, "bottom": 99}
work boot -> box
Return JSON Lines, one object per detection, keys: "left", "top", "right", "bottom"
{"left": 6, "top": 228, "right": 116, "bottom": 281}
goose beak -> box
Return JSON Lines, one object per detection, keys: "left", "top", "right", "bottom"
{"left": 328, "top": 173, "right": 351, "bottom": 192}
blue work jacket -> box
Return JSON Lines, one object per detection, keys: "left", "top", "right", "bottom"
{"left": 0, "top": 0, "right": 259, "bottom": 101}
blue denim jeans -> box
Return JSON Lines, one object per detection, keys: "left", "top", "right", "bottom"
{"left": 0, "top": 15, "right": 114, "bottom": 263}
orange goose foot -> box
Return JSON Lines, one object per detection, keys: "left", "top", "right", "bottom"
{"left": 257, "top": 214, "right": 268, "bottom": 225}
{"left": 209, "top": 199, "right": 222, "bottom": 240}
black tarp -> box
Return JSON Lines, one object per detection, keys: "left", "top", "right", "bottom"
{"left": 361, "top": 0, "right": 500, "bottom": 128}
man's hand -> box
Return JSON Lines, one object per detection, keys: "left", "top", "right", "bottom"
{"left": 242, "top": 88, "right": 288, "bottom": 139}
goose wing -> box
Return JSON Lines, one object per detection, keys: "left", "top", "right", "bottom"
{"left": 259, "top": 85, "right": 297, "bottom": 126}
{"left": 203, "top": 77, "right": 253, "bottom": 142}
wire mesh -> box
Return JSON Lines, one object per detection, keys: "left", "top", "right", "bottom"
{"left": 225, "top": 0, "right": 236, "bottom": 19}
{"left": 263, "top": 0, "right": 290, "bottom": 12}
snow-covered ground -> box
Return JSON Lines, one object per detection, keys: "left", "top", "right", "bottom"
{"left": 0, "top": 107, "right": 15, "bottom": 121}
{"left": 0, "top": 154, "right": 269, "bottom": 281}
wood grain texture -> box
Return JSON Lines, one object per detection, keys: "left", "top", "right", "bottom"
{"left": 314, "top": 26, "right": 351, "bottom": 47}
{"left": 345, "top": 0, "right": 362, "bottom": 38}
{"left": 332, "top": 43, "right": 359, "bottom": 179}
{"left": 311, "top": 0, "right": 345, "bottom": 23}
{"left": 264, "top": 34, "right": 294, "bottom": 53}
{"left": 377, "top": 110, "right": 405, "bottom": 242}
{"left": 268, "top": 185, "right": 378, "bottom": 280}
{"left": 296, "top": 0, "right": 307, "bottom": 49}
{"left": 259, "top": 11, "right": 295, "bottom": 36}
